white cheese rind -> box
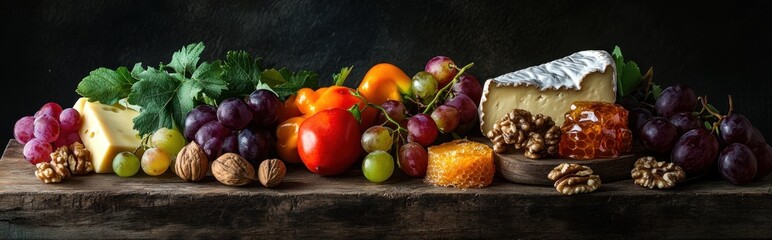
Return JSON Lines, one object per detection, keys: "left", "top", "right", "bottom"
{"left": 479, "top": 50, "right": 617, "bottom": 135}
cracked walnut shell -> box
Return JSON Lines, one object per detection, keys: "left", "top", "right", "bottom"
{"left": 548, "top": 163, "right": 601, "bottom": 195}
{"left": 631, "top": 156, "right": 685, "bottom": 189}
{"left": 68, "top": 142, "right": 94, "bottom": 175}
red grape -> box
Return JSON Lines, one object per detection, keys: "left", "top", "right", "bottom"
{"left": 23, "top": 138, "right": 52, "bottom": 165}
{"left": 184, "top": 105, "right": 217, "bottom": 140}
{"left": 407, "top": 114, "right": 439, "bottom": 147}
{"left": 671, "top": 129, "right": 719, "bottom": 176}
{"left": 53, "top": 131, "right": 81, "bottom": 148}
{"left": 35, "top": 102, "right": 63, "bottom": 120}
{"left": 445, "top": 94, "right": 477, "bottom": 125}
{"left": 201, "top": 137, "right": 223, "bottom": 162}
{"left": 238, "top": 128, "right": 269, "bottom": 166}
{"left": 246, "top": 89, "right": 282, "bottom": 127}
{"left": 217, "top": 98, "right": 253, "bottom": 130}
{"left": 221, "top": 134, "right": 239, "bottom": 154}
{"left": 749, "top": 143, "right": 772, "bottom": 180}
{"left": 398, "top": 142, "right": 428, "bottom": 177}
{"left": 376, "top": 100, "right": 407, "bottom": 128}
{"left": 14, "top": 116, "right": 35, "bottom": 144}
{"left": 640, "top": 117, "right": 678, "bottom": 153}
{"left": 628, "top": 108, "right": 653, "bottom": 137}
{"left": 194, "top": 121, "right": 230, "bottom": 146}
{"left": 669, "top": 112, "right": 702, "bottom": 136}
{"left": 719, "top": 113, "right": 753, "bottom": 144}
{"left": 452, "top": 74, "right": 482, "bottom": 106}
{"left": 58, "top": 108, "right": 82, "bottom": 132}
{"left": 425, "top": 56, "right": 458, "bottom": 88}
{"left": 430, "top": 105, "right": 460, "bottom": 133}
{"left": 748, "top": 127, "right": 766, "bottom": 146}
{"left": 33, "top": 115, "right": 60, "bottom": 142}
{"left": 655, "top": 84, "right": 697, "bottom": 118}
{"left": 718, "top": 143, "right": 757, "bottom": 185}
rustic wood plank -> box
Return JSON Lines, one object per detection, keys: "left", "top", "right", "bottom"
{"left": 1, "top": 140, "right": 771, "bottom": 239}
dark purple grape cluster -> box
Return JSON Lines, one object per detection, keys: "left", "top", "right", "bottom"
{"left": 184, "top": 89, "right": 281, "bottom": 167}
{"left": 376, "top": 56, "right": 482, "bottom": 177}
{"left": 629, "top": 84, "right": 770, "bottom": 185}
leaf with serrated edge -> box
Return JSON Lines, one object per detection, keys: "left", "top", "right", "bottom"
{"left": 127, "top": 68, "right": 194, "bottom": 135}
{"left": 167, "top": 42, "right": 205, "bottom": 75}
{"left": 221, "top": 51, "right": 264, "bottom": 100}
{"left": 272, "top": 70, "right": 318, "bottom": 100}
{"left": 190, "top": 61, "right": 227, "bottom": 100}
{"left": 76, "top": 67, "right": 138, "bottom": 105}
{"left": 261, "top": 69, "right": 286, "bottom": 86}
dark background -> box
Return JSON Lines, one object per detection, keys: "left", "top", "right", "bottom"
{"left": 1, "top": 0, "right": 771, "bottom": 143}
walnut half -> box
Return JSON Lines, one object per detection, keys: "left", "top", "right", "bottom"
{"left": 631, "top": 156, "right": 685, "bottom": 189}
{"left": 548, "top": 163, "right": 601, "bottom": 195}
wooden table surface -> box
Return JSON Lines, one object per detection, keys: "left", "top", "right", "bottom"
{"left": 1, "top": 140, "right": 770, "bottom": 239}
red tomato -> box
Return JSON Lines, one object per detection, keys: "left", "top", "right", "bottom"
{"left": 297, "top": 108, "right": 362, "bottom": 176}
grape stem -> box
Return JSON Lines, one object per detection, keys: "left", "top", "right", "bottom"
{"left": 349, "top": 90, "right": 409, "bottom": 143}
{"left": 422, "top": 62, "right": 475, "bottom": 114}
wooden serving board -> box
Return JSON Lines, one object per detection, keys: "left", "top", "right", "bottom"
{"left": 474, "top": 137, "right": 645, "bottom": 185}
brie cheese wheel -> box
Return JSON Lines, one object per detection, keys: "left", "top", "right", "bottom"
{"left": 479, "top": 50, "right": 617, "bottom": 135}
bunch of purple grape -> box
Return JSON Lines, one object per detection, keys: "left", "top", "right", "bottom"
{"left": 14, "top": 102, "right": 82, "bottom": 165}
{"left": 369, "top": 56, "right": 483, "bottom": 178}
{"left": 629, "top": 84, "right": 771, "bottom": 185}
{"left": 183, "top": 89, "right": 281, "bottom": 167}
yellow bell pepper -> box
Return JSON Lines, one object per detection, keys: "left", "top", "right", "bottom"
{"left": 357, "top": 63, "right": 412, "bottom": 106}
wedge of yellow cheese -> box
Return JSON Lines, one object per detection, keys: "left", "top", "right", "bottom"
{"left": 73, "top": 98, "right": 142, "bottom": 173}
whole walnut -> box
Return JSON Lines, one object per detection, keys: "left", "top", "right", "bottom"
{"left": 175, "top": 142, "right": 209, "bottom": 182}
{"left": 212, "top": 153, "right": 255, "bottom": 186}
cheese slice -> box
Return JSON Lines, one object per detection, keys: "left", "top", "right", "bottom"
{"left": 479, "top": 50, "right": 617, "bottom": 135}
{"left": 73, "top": 98, "right": 142, "bottom": 173}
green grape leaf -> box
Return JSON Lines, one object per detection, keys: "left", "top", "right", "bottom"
{"left": 612, "top": 46, "right": 642, "bottom": 98}
{"left": 221, "top": 51, "right": 265, "bottom": 100}
{"left": 76, "top": 66, "right": 138, "bottom": 105}
{"left": 167, "top": 42, "right": 205, "bottom": 75}
{"left": 333, "top": 65, "right": 354, "bottom": 86}
{"left": 270, "top": 69, "right": 319, "bottom": 100}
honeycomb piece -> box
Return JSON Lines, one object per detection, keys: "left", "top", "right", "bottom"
{"left": 558, "top": 101, "right": 632, "bottom": 159}
{"left": 425, "top": 139, "right": 495, "bottom": 189}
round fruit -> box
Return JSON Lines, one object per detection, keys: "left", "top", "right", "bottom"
{"left": 183, "top": 105, "right": 217, "bottom": 140}
{"left": 749, "top": 143, "right": 772, "bottom": 180}
{"left": 361, "top": 126, "right": 393, "bottom": 153}
{"left": 112, "top": 151, "right": 141, "bottom": 177}
{"left": 35, "top": 102, "right": 63, "bottom": 120}
{"left": 246, "top": 89, "right": 282, "bottom": 127}
{"left": 23, "top": 138, "right": 52, "bottom": 165}
{"left": 151, "top": 128, "right": 186, "bottom": 158}
{"left": 217, "top": 98, "right": 253, "bottom": 130}
{"left": 58, "top": 108, "right": 82, "bottom": 132}
{"left": 431, "top": 105, "right": 460, "bottom": 133}
{"left": 628, "top": 108, "right": 653, "bottom": 136}
{"left": 671, "top": 129, "right": 719, "bottom": 176}
{"left": 407, "top": 114, "right": 439, "bottom": 147}
{"left": 411, "top": 71, "right": 439, "bottom": 103}
{"left": 141, "top": 148, "right": 171, "bottom": 176}
{"left": 375, "top": 100, "right": 407, "bottom": 128}
{"left": 445, "top": 94, "right": 477, "bottom": 125}
{"left": 398, "top": 142, "right": 428, "bottom": 177}
{"left": 362, "top": 150, "right": 395, "bottom": 183}
{"left": 748, "top": 127, "right": 766, "bottom": 146}
{"left": 238, "top": 128, "right": 269, "bottom": 166}
{"left": 194, "top": 121, "right": 230, "bottom": 147}
{"left": 201, "top": 137, "right": 224, "bottom": 162}
{"left": 54, "top": 131, "right": 81, "bottom": 148}
{"left": 221, "top": 134, "right": 239, "bottom": 154}
{"left": 451, "top": 74, "right": 483, "bottom": 106}
{"left": 14, "top": 116, "right": 35, "bottom": 144}
{"left": 717, "top": 143, "right": 758, "bottom": 185}
{"left": 33, "top": 115, "right": 60, "bottom": 142}
{"left": 655, "top": 84, "right": 697, "bottom": 118}
{"left": 669, "top": 112, "right": 702, "bottom": 136}
{"left": 719, "top": 113, "right": 753, "bottom": 145}
{"left": 640, "top": 117, "right": 678, "bottom": 153}
{"left": 297, "top": 108, "right": 362, "bottom": 176}
{"left": 425, "top": 56, "right": 459, "bottom": 88}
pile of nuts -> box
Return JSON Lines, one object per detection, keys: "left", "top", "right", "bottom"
{"left": 487, "top": 109, "right": 561, "bottom": 159}
{"left": 175, "top": 142, "right": 286, "bottom": 188}
{"left": 631, "top": 156, "right": 685, "bottom": 189}
{"left": 35, "top": 142, "right": 94, "bottom": 184}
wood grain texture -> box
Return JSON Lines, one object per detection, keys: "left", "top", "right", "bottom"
{"left": 1, "top": 140, "right": 771, "bottom": 239}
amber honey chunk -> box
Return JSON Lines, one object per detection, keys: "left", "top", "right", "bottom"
{"left": 425, "top": 139, "right": 495, "bottom": 189}
{"left": 558, "top": 101, "right": 632, "bottom": 159}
